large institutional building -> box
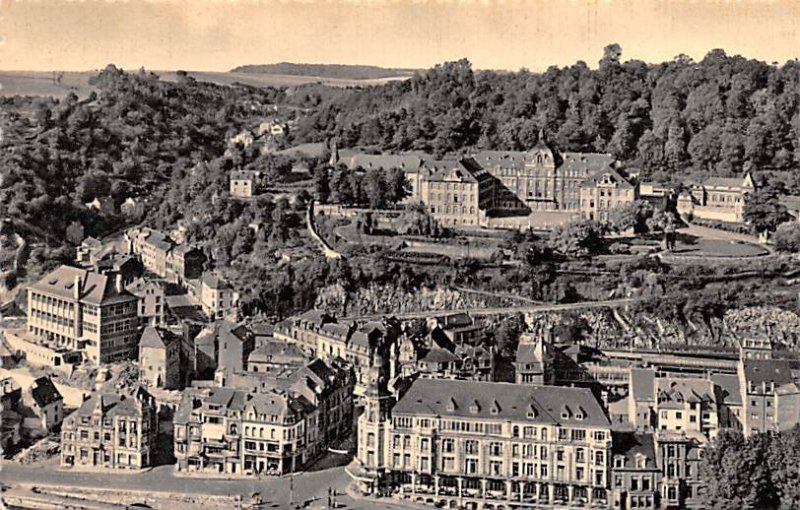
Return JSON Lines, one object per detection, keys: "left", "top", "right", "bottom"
{"left": 26, "top": 266, "right": 140, "bottom": 364}
{"left": 331, "top": 132, "right": 634, "bottom": 227}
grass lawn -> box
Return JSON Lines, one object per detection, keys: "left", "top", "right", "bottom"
{"left": 670, "top": 238, "right": 768, "bottom": 258}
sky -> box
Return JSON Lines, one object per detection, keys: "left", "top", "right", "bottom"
{"left": 0, "top": 0, "right": 798, "bottom": 72}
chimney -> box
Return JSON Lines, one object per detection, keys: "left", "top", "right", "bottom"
{"left": 73, "top": 275, "right": 82, "bottom": 300}
{"left": 115, "top": 274, "right": 124, "bottom": 294}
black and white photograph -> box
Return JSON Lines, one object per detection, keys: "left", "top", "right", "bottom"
{"left": 1, "top": 0, "right": 800, "bottom": 508}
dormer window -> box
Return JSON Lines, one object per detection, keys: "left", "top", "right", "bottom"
{"left": 469, "top": 400, "right": 480, "bottom": 414}
{"left": 527, "top": 404, "right": 537, "bottom": 420}
{"left": 446, "top": 397, "right": 457, "bottom": 412}
{"left": 575, "top": 407, "right": 586, "bottom": 420}
{"left": 561, "top": 405, "right": 571, "bottom": 420}
{"left": 490, "top": 400, "right": 501, "bottom": 415}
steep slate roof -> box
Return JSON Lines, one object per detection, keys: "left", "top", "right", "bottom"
{"left": 743, "top": 359, "right": 794, "bottom": 386}
{"left": 703, "top": 174, "right": 754, "bottom": 190}
{"left": 135, "top": 227, "right": 173, "bottom": 252}
{"left": 611, "top": 431, "right": 657, "bottom": 468}
{"left": 202, "top": 273, "right": 233, "bottom": 290}
{"left": 581, "top": 167, "right": 634, "bottom": 189}
{"left": 560, "top": 152, "right": 615, "bottom": 173}
{"left": 711, "top": 373, "right": 743, "bottom": 406}
{"left": 29, "top": 265, "right": 134, "bottom": 305}
{"left": 630, "top": 368, "right": 656, "bottom": 404}
{"left": 343, "top": 154, "right": 428, "bottom": 173}
{"left": 393, "top": 379, "right": 610, "bottom": 428}
{"left": 656, "top": 378, "right": 716, "bottom": 407}
{"left": 139, "top": 326, "right": 180, "bottom": 350}
{"left": 248, "top": 341, "right": 306, "bottom": 365}
{"left": 425, "top": 158, "right": 482, "bottom": 183}
{"left": 126, "top": 277, "right": 163, "bottom": 296}
{"left": 77, "top": 390, "right": 146, "bottom": 418}
{"left": 29, "top": 377, "right": 62, "bottom": 408}
{"left": 420, "top": 347, "right": 460, "bottom": 364}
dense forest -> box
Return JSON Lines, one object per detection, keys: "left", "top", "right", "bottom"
{"left": 0, "top": 65, "right": 286, "bottom": 240}
{"left": 289, "top": 46, "right": 800, "bottom": 183}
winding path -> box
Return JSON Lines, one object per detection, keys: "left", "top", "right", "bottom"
{"left": 306, "top": 202, "right": 343, "bottom": 259}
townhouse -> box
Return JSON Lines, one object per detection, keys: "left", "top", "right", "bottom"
{"left": 61, "top": 386, "right": 158, "bottom": 470}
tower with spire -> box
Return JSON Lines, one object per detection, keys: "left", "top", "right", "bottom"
{"left": 347, "top": 349, "right": 394, "bottom": 495}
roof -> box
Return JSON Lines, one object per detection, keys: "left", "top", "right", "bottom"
{"left": 712, "top": 373, "right": 743, "bottom": 406}
{"left": 29, "top": 265, "right": 135, "bottom": 306}
{"left": 702, "top": 174, "right": 754, "bottom": 190}
{"left": 611, "top": 431, "right": 657, "bottom": 468}
{"left": 126, "top": 278, "right": 163, "bottom": 295}
{"left": 231, "top": 170, "right": 260, "bottom": 181}
{"left": 630, "top": 368, "right": 656, "bottom": 403}
{"left": 424, "top": 158, "right": 482, "bottom": 183}
{"left": 132, "top": 227, "right": 173, "bottom": 252}
{"left": 581, "top": 167, "right": 634, "bottom": 189}
{"left": 77, "top": 388, "right": 151, "bottom": 419}
{"left": 202, "top": 272, "right": 233, "bottom": 290}
{"left": 139, "top": 326, "right": 180, "bottom": 350}
{"left": 248, "top": 341, "right": 306, "bottom": 365}
{"left": 742, "top": 359, "right": 794, "bottom": 386}
{"left": 420, "top": 347, "right": 460, "bottom": 364}
{"left": 393, "top": 379, "right": 610, "bottom": 428}
{"left": 29, "top": 377, "right": 62, "bottom": 408}
{"left": 560, "top": 152, "right": 615, "bottom": 174}
{"left": 436, "top": 312, "right": 474, "bottom": 329}
{"left": 656, "top": 378, "right": 716, "bottom": 406}
{"left": 343, "top": 154, "right": 427, "bottom": 173}
{"left": 515, "top": 341, "right": 550, "bottom": 365}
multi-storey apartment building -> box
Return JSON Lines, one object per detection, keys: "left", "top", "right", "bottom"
{"left": 126, "top": 278, "right": 165, "bottom": 327}
{"left": 610, "top": 432, "right": 661, "bottom": 510}
{"left": 125, "top": 227, "right": 205, "bottom": 285}
{"left": 579, "top": 168, "right": 638, "bottom": 222}
{"left": 173, "top": 357, "right": 354, "bottom": 476}
{"left": 274, "top": 311, "right": 399, "bottom": 392}
{"left": 200, "top": 273, "right": 239, "bottom": 320}
{"left": 655, "top": 432, "right": 706, "bottom": 510}
{"left": 350, "top": 373, "right": 613, "bottom": 509}
{"left": 60, "top": 386, "right": 158, "bottom": 470}
{"left": 738, "top": 357, "right": 800, "bottom": 436}
{"left": 27, "top": 265, "right": 139, "bottom": 364}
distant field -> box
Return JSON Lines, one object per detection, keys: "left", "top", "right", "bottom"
{"left": 0, "top": 69, "right": 409, "bottom": 99}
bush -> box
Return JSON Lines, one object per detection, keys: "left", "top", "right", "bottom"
{"left": 772, "top": 222, "right": 800, "bottom": 252}
{"left": 608, "top": 242, "right": 630, "bottom": 255}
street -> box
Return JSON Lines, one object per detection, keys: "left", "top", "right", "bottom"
{"left": 0, "top": 461, "right": 411, "bottom": 510}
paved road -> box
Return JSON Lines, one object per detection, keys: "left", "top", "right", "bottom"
{"left": 344, "top": 297, "right": 638, "bottom": 320}
{"left": 0, "top": 461, "right": 403, "bottom": 510}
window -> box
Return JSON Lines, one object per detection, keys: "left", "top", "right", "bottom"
{"left": 442, "top": 438, "right": 455, "bottom": 453}
{"left": 489, "top": 442, "right": 503, "bottom": 456}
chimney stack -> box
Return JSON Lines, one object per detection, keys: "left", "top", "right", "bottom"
{"left": 115, "top": 273, "right": 124, "bottom": 294}
{"left": 73, "top": 275, "right": 82, "bottom": 300}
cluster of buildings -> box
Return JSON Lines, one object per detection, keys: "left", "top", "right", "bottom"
{"left": 1, "top": 375, "right": 64, "bottom": 453}
{"left": 347, "top": 324, "right": 800, "bottom": 510}
{"left": 308, "top": 134, "right": 770, "bottom": 231}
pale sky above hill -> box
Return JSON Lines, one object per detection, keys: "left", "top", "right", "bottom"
{"left": 0, "top": 0, "right": 798, "bottom": 72}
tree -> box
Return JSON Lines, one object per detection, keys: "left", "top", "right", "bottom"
{"left": 743, "top": 184, "right": 790, "bottom": 234}
{"left": 548, "top": 220, "right": 605, "bottom": 258}
{"left": 313, "top": 166, "right": 330, "bottom": 204}
{"left": 608, "top": 200, "right": 654, "bottom": 233}
{"left": 771, "top": 222, "right": 800, "bottom": 252}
